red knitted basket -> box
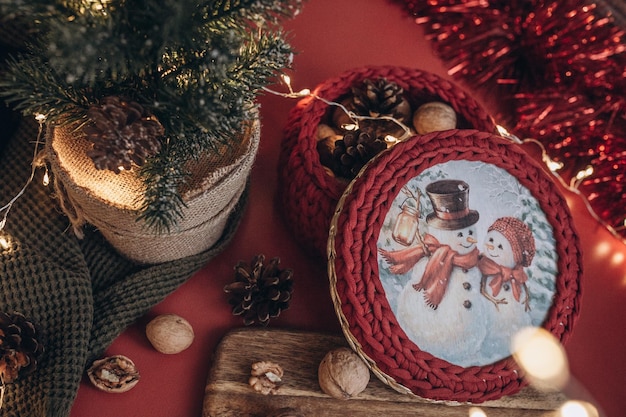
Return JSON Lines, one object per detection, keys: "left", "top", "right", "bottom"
{"left": 328, "top": 129, "right": 582, "bottom": 403}
{"left": 278, "top": 66, "right": 497, "bottom": 257}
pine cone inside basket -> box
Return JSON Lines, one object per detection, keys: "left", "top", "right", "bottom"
{"left": 331, "top": 78, "right": 412, "bottom": 139}
{"left": 224, "top": 255, "right": 294, "bottom": 326}
{"left": 84, "top": 96, "right": 164, "bottom": 174}
{"left": 352, "top": 78, "right": 411, "bottom": 120}
{"left": 331, "top": 127, "right": 387, "bottom": 179}
{"left": 0, "top": 312, "right": 44, "bottom": 384}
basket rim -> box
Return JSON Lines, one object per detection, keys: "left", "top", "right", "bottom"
{"left": 292, "top": 65, "right": 497, "bottom": 193}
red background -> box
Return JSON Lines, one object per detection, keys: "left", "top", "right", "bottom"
{"left": 69, "top": 1, "right": 626, "bottom": 416}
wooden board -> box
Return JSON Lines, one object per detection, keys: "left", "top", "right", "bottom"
{"left": 203, "top": 328, "right": 567, "bottom": 417}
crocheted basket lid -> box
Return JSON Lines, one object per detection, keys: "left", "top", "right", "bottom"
{"left": 327, "top": 129, "right": 582, "bottom": 403}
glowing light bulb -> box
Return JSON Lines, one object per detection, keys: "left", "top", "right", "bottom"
{"left": 512, "top": 327, "right": 570, "bottom": 390}
{"left": 611, "top": 252, "right": 624, "bottom": 265}
{"left": 575, "top": 166, "right": 594, "bottom": 180}
{"left": 297, "top": 88, "right": 311, "bottom": 96}
{"left": 341, "top": 123, "right": 358, "bottom": 131}
{"left": 559, "top": 400, "right": 599, "bottom": 417}
{"left": 42, "top": 171, "right": 50, "bottom": 186}
{"left": 543, "top": 154, "right": 564, "bottom": 172}
{"left": 385, "top": 135, "right": 399, "bottom": 148}
{"left": 496, "top": 125, "right": 510, "bottom": 136}
{"left": 281, "top": 74, "right": 292, "bottom": 87}
{"left": 0, "top": 236, "right": 9, "bottom": 250}
{"left": 35, "top": 113, "right": 46, "bottom": 123}
{"left": 496, "top": 124, "right": 522, "bottom": 143}
{"left": 468, "top": 407, "right": 487, "bottom": 417}
{"left": 594, "top": 241, "right": 611, "bottom": 257}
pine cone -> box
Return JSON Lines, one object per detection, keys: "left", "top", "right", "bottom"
{"left": 355, "top": 78, "right": 409, "bottom": 115}
{"left": 0, "top": 312, "right": 44, "bottom": 384}
{"left": 224, "top": 255, "right": 294, "bottom": 326}
{"left": 84, "top": 96, "right": 164, "bottom": 174}
{"left": 331, "top": 78, "right": 412, "bottom": 137}
{"left": 331, "top": 127, "right": 387, "bottom": 179}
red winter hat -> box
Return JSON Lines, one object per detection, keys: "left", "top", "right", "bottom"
{"left": 488, "top": 217, "right": 536, "bottom": 267}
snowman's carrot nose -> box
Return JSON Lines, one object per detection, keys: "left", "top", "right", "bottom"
{"left": 485, "top": 243, "right": 494, "bottom": 250}
{"left": 467, "top": 236, "right": 477, "bottom": 244}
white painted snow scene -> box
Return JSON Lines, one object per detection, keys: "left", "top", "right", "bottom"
{"left": 377, "top": 160, "right": 557, "bottom": 367}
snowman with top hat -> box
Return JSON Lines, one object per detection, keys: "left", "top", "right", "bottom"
{"left": 381, "top": 179, "right": 493, "bottom": 367}
{"left": 478, "top": 216, "right": 536, "bottom": 360}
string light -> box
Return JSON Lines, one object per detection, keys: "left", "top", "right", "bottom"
{"left": 572, "top": 166, "right": 594, "bottom": 187}
{"left": 384, "top": 134, "right": 400, "bottom": 147}
{"left": 511, "top": 136, "right": 626, "bottom": 245}
{"left": 496, "top": 124, "right": 523, "bottom": 144}
{"left": 42, "top": 170, "right": 50, "bottom": 187}
{"left": 0, "top": 236, "right": 9, "bottom": 250}
{"left": 277, "top": 74, "right": 311, "bottom": 98}
{"left": 0, "top": 114, "right": 47, "bottom": 233}
{"left": 264, "top": 74, "right": 413, "bottom": 142}
{"left": 544, "top": 156, "right": 565, "bottom": 173}
{"left": 268, "top": 75, "right": 626, "bottom": 246}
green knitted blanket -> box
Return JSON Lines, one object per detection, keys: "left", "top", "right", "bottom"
{"left": 0, "top": 120, "right": 246, "bottom": 417}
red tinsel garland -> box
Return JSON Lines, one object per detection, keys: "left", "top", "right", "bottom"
{"left": 395, "top": 0, "right": 626, "bottom": 239}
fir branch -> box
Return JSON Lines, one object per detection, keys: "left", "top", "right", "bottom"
{"left": 228, "top": 30, "right": 294, "bottom": 94}
{"left": 136, "top": 143, "right": 188, "bottom": 234}
{"left": 0, "top": 0, "right": 55, "bottom": 20}
{"left": 33, "top": 0, "right": 302, "bottom": 85}
{"left": 206, "top": 0, "right": 302, "bottom": 23}
{"left": 0, "top": 0, "right": 302, "bottom": 232}
{"left": 0, "top": 54, "right": 91, "bottom": 123}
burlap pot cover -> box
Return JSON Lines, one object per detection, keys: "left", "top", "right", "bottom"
{"left": 46, "top": 117, "right": 260, "bottom": 264}
{"left": 277, "top": 65, "right": 497, "bottom": 258}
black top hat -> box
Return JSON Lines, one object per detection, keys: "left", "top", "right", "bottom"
{"left": 425, "top": 179, "right": 479, "bottom": 230}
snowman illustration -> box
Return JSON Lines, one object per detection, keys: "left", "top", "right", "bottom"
{"left": 380, "top": 179, "right": 493, "bottom": 366}
{"left": 478, "top": 216, "right": 536, "bottom": 358}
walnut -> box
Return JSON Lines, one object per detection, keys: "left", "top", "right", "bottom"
{"left": 87, "top": 355, "right": 140, "bottom": 393}
{"left": 318, "top": 347, "right": 370, "bottom": 400}
{"left": 412, "top": 101, "right": 457, "bottom": 134}
{"left": 145, "top": 314, "right": 194, "bottom": 354}
{"left": 316, "top": 123, "right": 339, "bottom": 141}
{"left": 249, "top": 361, "right": 283, "bottom": 395}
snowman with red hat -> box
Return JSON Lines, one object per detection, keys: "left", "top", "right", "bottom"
{"left": 478, "top": 216, "right": 536, "bottom": 359}
{"left": 381, "top": 179, "right": 493, "bottom": 367}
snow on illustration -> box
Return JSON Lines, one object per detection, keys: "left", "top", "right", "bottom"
{"left": 377, "top": 160, "right": 557, "bottom": 367}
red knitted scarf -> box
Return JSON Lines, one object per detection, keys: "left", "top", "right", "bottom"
{"left": 380, "top": 234, "right": 479, "bottom": 308}
{"left": 478, "top": 255, "right": 528, "bottom": 302}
